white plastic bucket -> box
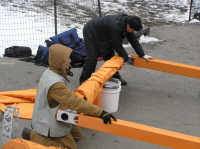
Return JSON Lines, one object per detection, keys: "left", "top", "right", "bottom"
{"left": 100, "top": 78, "right": 121, "bottom": 113}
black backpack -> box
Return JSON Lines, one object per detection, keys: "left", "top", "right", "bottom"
{"left": 4, "top": 46, "right": 32, "bottom": 58}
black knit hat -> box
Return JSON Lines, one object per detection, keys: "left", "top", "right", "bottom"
{"left": 127, "top": 16, "right": 143, "bottom": 31}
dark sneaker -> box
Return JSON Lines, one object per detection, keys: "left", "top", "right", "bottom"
{"left": 117, "top": 77, "right": 127, "bottom": 86}
{"left": 21, "top": 128, "right": 31, "bottom": 140}
{"left": 112, "top": 73, "right": 127, "bottom": 86}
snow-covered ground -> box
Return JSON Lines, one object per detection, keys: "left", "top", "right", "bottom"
{"left": 189, "top": 18, "right": 200, "bottom": 24}
{"left": 0, "top": 0, "right": 199, "bottom": 57}
{"left": 0, "top": 4, "right": 85, "bottom": 56}
{"left": 0, "top": 5, "right": 54, "bottom": 56}
{"left": 101, "top": 0, "right": 190, "bottom": 23}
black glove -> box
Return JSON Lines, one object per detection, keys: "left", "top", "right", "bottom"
{"left": 100, "top": 111, "right": 117, "bottom": 124}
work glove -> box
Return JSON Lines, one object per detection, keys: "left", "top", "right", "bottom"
{"left": 142, "top": 54, "right": 152, "bottom": 61}
{"left": 100, "top": 111, "right": 117, "bottom": 124}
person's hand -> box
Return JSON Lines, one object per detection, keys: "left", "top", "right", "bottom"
{"left": 100, "top": 111, "right": 117, "bottom": 124}
{"left": 142, "top": 54, "right": 152, "bottom": 61}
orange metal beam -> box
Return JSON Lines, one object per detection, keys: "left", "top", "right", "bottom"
{"left": 78, "top": 115, "right": 200, "bottom": 149}
{"left": 132, "top": 56, "right": 200, "bottom": 79}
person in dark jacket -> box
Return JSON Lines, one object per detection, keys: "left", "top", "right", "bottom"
{"left": 79, "top": 14, "right": 152, "bottom": 85}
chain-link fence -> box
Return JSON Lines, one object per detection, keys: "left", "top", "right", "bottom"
{"left": 189, "top": 0, "right": 200, "bottom": 20}
{"left": 0, "top": 0, "right": 101, "bottom": 56}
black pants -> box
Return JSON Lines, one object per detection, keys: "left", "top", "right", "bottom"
{"left": 79, "top": 26, "right": 115, "bottom": 84}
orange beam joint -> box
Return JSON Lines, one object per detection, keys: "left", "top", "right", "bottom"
{"left": 78, "top": 115, "right": 200, "bottom": 149}
{"left": 132, "top": 56, "right": 200, "bottom": 79}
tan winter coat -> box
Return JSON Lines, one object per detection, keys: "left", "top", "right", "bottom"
{"left": 47, "top": 44, "right": 102, "bottom": 116}
{"left": 30, "top": 44, "right": 103, "bottom": 149}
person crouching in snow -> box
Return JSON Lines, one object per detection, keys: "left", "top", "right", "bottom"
{"left": 22, "top": 44, "right": 116, "bottom": 149}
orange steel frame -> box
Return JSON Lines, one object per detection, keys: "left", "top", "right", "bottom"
{"left": 3, "top": 56, "right": 200, "bottom": 148}
{"left": 76, "top": 56, "right": 200, "bottom": 149}
{"left": 78, "top": 115, "right": 200, "bottom": 149}
{"left": 132, "top": 56, "right": 200, "bottom": 79}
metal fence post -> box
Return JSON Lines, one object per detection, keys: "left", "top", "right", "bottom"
{"left": 54, "top": 0, "right": 58, "bottom": 35}
{"left": 97, "top": 0, "right": 102, "bottom": 17}
{"left": 189, "top": 0, "right": 193, "bottom": 21}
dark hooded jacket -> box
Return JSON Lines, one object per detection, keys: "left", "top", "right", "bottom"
{"left": 83, "top": 14, "right": 145, "bottom": 61}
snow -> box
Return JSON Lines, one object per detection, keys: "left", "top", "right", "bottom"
{"left": 0, "top": 5, "right": 54, "bottom": 56}
{"left": 175, "top": 0, "right": 188, "bottom": 6}
{"left": 163, "top": 10, "right": 189, "bottom": 23}
{"left": 139, "top": 35, "right": 162, "bottom": 44}
{"left": 123, "top": 35, "right": 162, "bottom": 49}
{"left": 189, "top": 19, "right": 200, "bottom": 24}
{"left": 0, "top": 4, "right": 84, "bottom": 56}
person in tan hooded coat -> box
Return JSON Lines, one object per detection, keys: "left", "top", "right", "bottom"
{"left": 22, "top": 44, "right": 116, "bottom": 149}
